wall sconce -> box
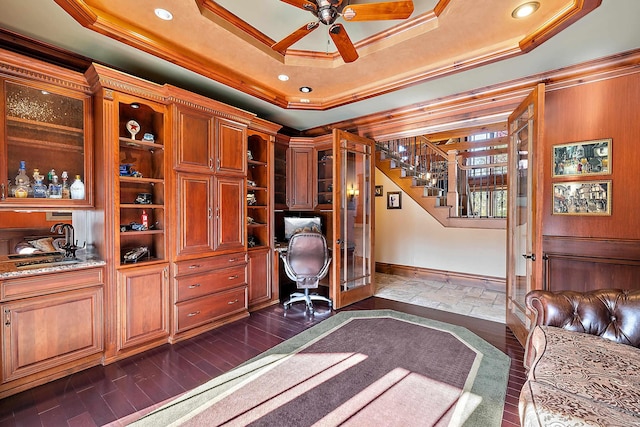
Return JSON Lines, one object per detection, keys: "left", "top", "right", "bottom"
{"left": 347, "top": 184, "right": 359, "bottom": 200}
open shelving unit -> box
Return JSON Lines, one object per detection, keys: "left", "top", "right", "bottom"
{"left": 247, "top": 133, "right": 270, "bottom": 249}
{"left": 116, "top": 100, "right": 166, "bottom": 267}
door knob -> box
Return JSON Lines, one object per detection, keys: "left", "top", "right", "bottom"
{"left": 522, "top": 253, "right": 536, "bottom": 261}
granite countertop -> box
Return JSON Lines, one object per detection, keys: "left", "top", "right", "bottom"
{"left": 0, "top": 258, "right": 106, "bottom": 279}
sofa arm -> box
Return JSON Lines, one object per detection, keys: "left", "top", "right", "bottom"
{"left": 523, "top": 289, "right": 640, "bottom": 369}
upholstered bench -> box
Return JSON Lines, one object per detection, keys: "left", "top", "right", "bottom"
{"left": 520, "top": 289, "right": 640, "bottom": 427}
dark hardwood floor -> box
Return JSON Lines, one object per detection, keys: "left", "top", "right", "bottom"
{"left": 0, "top": 297, "right": 525, "bottom": 427}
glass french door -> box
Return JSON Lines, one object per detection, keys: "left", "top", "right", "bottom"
{"left": 506, "top": 83, "right": 544, "bottom": 345}
{"left": 330, "top": 129, "right": 375, "bottom": 309}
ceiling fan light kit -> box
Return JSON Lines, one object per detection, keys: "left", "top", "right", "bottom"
{"left": 273, "top": 0, "right": 414, "bottom": 63}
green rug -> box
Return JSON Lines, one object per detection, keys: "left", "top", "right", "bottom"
{"left": 132, "top": 310, "right": 510, "bottom": 426}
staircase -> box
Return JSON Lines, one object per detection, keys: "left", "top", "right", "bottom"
{"left": 375, "top": 135, "right": 506, "bottom": 229}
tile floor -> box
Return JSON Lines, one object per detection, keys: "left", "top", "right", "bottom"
{"left": 374, "top": 272, "right": 506, "bottom": 323}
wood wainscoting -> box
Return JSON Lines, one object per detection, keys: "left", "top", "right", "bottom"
{"left": 543, "top": 236, "right": 640, "bottom": 292}
{"left": 375, "top": 262, "right": 505, "bottom": 293}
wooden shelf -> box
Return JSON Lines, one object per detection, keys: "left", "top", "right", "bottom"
{"left": 119, "top": 176, "right": 164, "bottom": 184}
{"left": 120, "top": 204, "right": 164, "bottom": 209}
{"left": 7, "top": 136, "right": 83, "bottom": 152}
{"left": 119, "top": 137, "right": 163, "bottom": 151}
{"left": 7, "top": 116, "right": 83, "bottom": 135}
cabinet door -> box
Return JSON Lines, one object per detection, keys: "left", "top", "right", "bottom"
{"left": 214, "top": 176, "right": 245, "bottom": 252}
{"left": 248, "top": 247, "right": 271, "bottom": 308}
{"left": 215, "top": 117, "right": 246, "bottom": 175}
{"left": 174, "top": 105, "right": 214, "bottom": 172}
{"left": 1, "top": 79, "right": 92, "bottom": 208}
{"left": 2, "top": 287, "right": 103, "bottom": 383}
{"left": 176, "top": 173, "right": 215, "bottom": 257}
{"left": 287, "top": 146, "right": 314, "bottom": 210}
{"left": 118, "top": 264, "right": 170, "bottom": 350}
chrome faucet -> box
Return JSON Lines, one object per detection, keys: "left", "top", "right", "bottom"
{"left": 50, "top": 223, "right": 84, "bottom": 258}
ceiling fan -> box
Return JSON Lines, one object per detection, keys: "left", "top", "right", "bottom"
{"left": 273, "top": 0, "right": 414, "bottom": 63}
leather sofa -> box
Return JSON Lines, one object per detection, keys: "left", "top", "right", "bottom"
{"left": 520, "top": 289, "right": 640, "bottom": 426}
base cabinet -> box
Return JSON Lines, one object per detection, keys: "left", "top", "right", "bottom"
{"left": 248, "top": 248, "right": 275, "bottom": 310}
{"left": 171, "top": 252, "right": 248, "bottom": 340}
{"left": 0, "top": 268, "right": 104, "bottom": 398}
{"left": 117, "top": 264, "right": 170, "bottom": 352}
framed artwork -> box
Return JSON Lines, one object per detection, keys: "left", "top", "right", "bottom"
{"left": 387, "top": 191, "right": 401, "bottom": 209}
{"left": 375, "top": 185, "right": 383, "bottom": 197}
{"left": 553, "top": 139, "right": 611, "bottom": 177}
{"left": 552, "top": 180, "right": 611, "bottom": 215}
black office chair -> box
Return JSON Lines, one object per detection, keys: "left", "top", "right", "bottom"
{"left": 280, "top": 232, "right": 332, "bottom": 313}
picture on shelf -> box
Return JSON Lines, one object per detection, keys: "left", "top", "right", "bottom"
{"left": 387, "top": 191, "right": 402, "bottom": 209}
{"left": 553, "top": 139, "right": 611, "bottom": 177}
{"left": 552, "top": 180, "right": 611, "bottom": 215}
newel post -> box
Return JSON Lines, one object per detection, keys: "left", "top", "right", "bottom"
{"left": 446, "top": 149, "right": 459, "bottom": 217}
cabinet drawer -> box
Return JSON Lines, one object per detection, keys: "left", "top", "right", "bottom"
{"left": 1, "top": 267, "right": 104, "bottom": 301}
{"left": 175, "top": 265, "right": 247, "bottom": 302}
{"left": 174, "top": 252, "right": 246, "bottom": 276}
{"left": 175, "top": 287, "right": 247, "bottom": 332}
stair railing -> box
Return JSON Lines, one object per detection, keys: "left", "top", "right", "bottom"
{"left": 376, "top": 135, "right": 507, "bottom": 218}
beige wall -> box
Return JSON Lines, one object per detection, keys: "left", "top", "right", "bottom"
{"left": 374, "top": 169, "right": 506, "bottom": 279}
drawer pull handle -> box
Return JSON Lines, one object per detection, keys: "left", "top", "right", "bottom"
{"left": 228, "top": 258, "right": 237, "bottom": 262}
{"left": 228, "top": 299, "right": 238, "bottom": 305}
{"left": 228, "top": 275, "right": 239, "bottom": 280}
{"left": 189, "top": 264, "right": 201, "bottom": 269}
{"left": 188, "top": 283, "right": 201, "bottom": 289}
{"left": 187, "top": 311, "right": 201, "bottom": 317}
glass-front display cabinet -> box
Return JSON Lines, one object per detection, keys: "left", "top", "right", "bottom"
{"left": 1, "top": 79, "right": 92, "bottom": 208}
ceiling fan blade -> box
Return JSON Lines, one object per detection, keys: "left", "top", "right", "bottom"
{"left": 329, "top": 24, "right": 358, "bottom": 63}
{"left": 280, "top": 0, "right": 318, "bottom": 14}
{"left": 272, "top": 22, "right": 320, "bottom": 54}
{"left": 342, "top": 1, "right": 414, "bottom": 21}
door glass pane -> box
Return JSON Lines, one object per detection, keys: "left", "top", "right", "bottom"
{"left": 511, "top": 104, "right": 533, "bottom": 322}
{"left": 339, "top": 140, "right": 372, "bottom": 291}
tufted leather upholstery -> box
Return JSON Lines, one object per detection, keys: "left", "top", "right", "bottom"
{"left": 524, "top": 289, "right": 640, "bottom": 369}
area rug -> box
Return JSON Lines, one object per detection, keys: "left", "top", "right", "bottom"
{"left": 131, "top": 310, "right": 510, "bottom": 426}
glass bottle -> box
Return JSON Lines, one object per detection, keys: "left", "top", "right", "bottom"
{"left": 32, "top": 169, "right": 48, "bottom": 198}
{"left": 70, "top": 175, "right": 85, "bottom": 200}
{"left": 11, "top": 160, "right": 32, "bottom": 198}
{"left": 48, "top": 174, "right": 62, "bottom": 198}
{"left": 61, "top": 171, "right": 71, "bottom": 199}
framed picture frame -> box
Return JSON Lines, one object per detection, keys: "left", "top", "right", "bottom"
{"left": 387, "top": 191, "right": 401, "bottom": 209}
{"left": 552, "top": 180, "right": 611, "bottom": 215}
{"left": 552, "top": 138, "right": 611, "bottom": 177}
{"left": 375, "top": 185, "right": 383, "bottom": 197}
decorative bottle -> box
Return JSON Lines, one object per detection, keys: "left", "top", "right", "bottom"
{"left": 10, "top": 161, "right": 32, "bottom": 198}
{"left": 70, "top": 175, "right": 85, "bottom": 200}
{"left": 48, "top": 174, "right": 62, "bottom": 198}
{"left": 61, "top": 171, "right": 71, "bottom": 199}
{"left": 32, "top": 169, "right": 48, "bottom": 198}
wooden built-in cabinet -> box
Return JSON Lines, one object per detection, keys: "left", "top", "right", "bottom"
{"left": 88, "top": 63, "right": 171, "bottom": 361}
{"left": 0, "top": 267, "right": 104, "bottom": 398}
{"left": 168, "top": 87, "right": 254, "bottom": 340}
{"left": 172, "top": 252, "right": 248, "bottom": 339}
{"left": 246, "top": 119, "right": 281, "bottom": 310}
{"left": 0, "top": 49, "right": 93, "bottom": 208}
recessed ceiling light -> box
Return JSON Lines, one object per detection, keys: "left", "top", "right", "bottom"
{"left": 278, "top": 74, "right": 289, "bottom": 81}
{"left": 154, "top": 8, "right": 173, "bottom": 21}
{"left": 512, "top": 2, "right": 540, "bottom": 19}
{"left": 300, "top": 99, "right": 311, "bottom": 103}
{"left": 299, "top": 86, "right": 312, "bottom": 93}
